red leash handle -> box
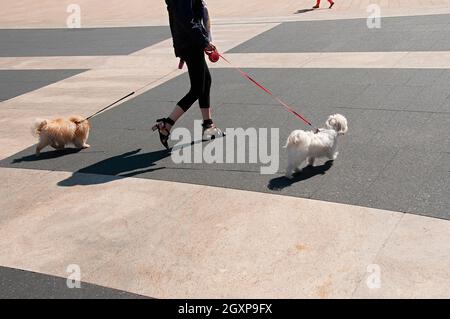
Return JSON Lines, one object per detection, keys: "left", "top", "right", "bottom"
{"left": 205, "top": 47, "right": 220, "bottom": 63}
{"left": 218, "top": 53, "right": 314, "bottom": 128}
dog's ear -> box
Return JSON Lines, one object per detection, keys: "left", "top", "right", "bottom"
{"left": 326, "top": 117, "right": 337, "bottom": 130}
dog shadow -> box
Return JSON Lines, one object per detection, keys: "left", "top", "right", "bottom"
{"left": 12, "top": 148, "right": 82, "bottom": 163}
{"left": 268, "top": 160, "right": 334, "bottom": 191}
{"left": 58, "top": 148, "right": 171, "bottom": 186}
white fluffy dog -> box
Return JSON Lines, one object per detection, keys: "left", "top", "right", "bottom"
{"left": 285, "top": 114, "right": 348, "bottom": 178}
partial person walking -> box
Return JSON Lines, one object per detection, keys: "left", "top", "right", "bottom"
{"left": 153, "top": 0, "right": 222, "bottom": 149}
{"left": 313, "top": 0, "right": 335, "bottom": 9}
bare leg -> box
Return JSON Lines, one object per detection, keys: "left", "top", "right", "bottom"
{"left": 201, "top": 108, "right": 211, "bottom": 121}
{"left": 307, "top": 157, "right": 315, "bottom": 166}
{"left": 165, "top": 105, "right": 185, "bottom": 132}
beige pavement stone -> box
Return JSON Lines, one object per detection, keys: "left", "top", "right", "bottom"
{"left": 5, "top": 51, "right": 450, "bottom": 72}
{"left": 0, "top": 56, "right": 106, "bottom": 70}
{"left": 396, "top": 52, "right": 450, "bottom": 69}
{"left": 0, "top": 168, "right": 54, "bottom": 224}
{"left": 1, "top": 168, "right": 449, "bottom": 298}
{"left": 1, "top": 0, "right": 450, "bottom": 299}
{"left": 0, "top": 167, "right": 407, "bottom": 298}
{"left": 301, "top": 52, "right": 409, "bottom": 69}
{"left": 214, "top": 52, "right": 450, "bottom": 69}
{"left": 353, "top": 213, "right": 450, "bottom": 298}
{"left": 211, "top": 53, "right": 315, "bottom": 69}
{"left": 1, "top": 1, "right": 450, "bottom": 28}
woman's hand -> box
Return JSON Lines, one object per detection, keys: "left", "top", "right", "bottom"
{"left": 205, "top": 43, "right": 216, "bottom": 53}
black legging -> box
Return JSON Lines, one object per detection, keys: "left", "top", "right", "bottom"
{"left": 177, "top": 49, "right": 211, "bottom": 111}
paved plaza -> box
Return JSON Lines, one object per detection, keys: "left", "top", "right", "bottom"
{"left": 0, "top": 0, "right": 449, "bottom": 298}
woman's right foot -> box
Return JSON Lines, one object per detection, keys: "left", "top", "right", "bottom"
{"left": 312, "top": 5, "right": 319, "bottom": 8}
{"left": 152, "top": 117, "right": 174, "bottom": 149}
{"left": 202, "top": 119, "right": 225, "bottom": 141}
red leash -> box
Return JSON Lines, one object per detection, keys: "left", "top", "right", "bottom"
{"left": 216, "top": 52, "right": 314, "bottom": 128}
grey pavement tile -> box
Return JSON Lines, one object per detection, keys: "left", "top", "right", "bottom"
{"left": 0, "top": 26, "right": 170, "bottom": 57}
{"left": 348, "top": 85, "right": 395, "bottom": 108}
{"left": 408, "top": 85, "right": 450, "bottom": 113}
{"left": 436, "top": 70, "right": 450, "bottom": 84}
{"left": 0, "top": 70, "right": 87, "bottom": 102}
{"left": 1, "top": 68, "right": 448, "bottom": 220}
{"left": 379, "top": 85, "right": 426, "bottom": 110}
{"left": 229, "top": 14, "right": 450, "bottom": 53}
{"left": 404, "top": 69, "right": 445, "bottom": 87}
{"left": 308, "top": 143, "right": 399, "bottom": 205}
{"left": 0, "top": 266, "right": 148, "bottom": 299}
{"left": 354, "top": 148, "right": 449, "bottom": 219}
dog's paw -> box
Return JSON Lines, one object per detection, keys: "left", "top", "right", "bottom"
{"left": 82, "top": 144, "right": 90, "bottom": 149}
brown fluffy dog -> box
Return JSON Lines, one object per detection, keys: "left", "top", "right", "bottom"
{"left": 32, "top": 115, "right": 90, "bottom": 155}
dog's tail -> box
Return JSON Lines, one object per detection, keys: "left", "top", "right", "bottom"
{"left": 285, "top": 130, "right": 309, "bottom": 148}
{"left": 69, "top": 115, "right": 87, "bottom": 125}
{"left": 31, "top": 119, "right": 47, "bottom": 137}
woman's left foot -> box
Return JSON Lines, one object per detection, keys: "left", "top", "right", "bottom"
{"left": 329, "top": 2, "right": 334, "bottom": 8}
{"left": 152, "top": 117, "right": 174, "bottom": 149}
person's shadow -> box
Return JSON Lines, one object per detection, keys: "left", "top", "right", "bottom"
{"left": 294, "top": 8, "right": 315, "bottom": 14}
{"left": 58, "top": 148, "right": 171, "bottom": 186}
{"left": 57, "top": 140, "right": 202, "bottom": 186}
{"left": 268, "top": 160, "right": 334, "bottom": 191}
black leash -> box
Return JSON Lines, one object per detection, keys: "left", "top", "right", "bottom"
{"left": 85, "top": 91, "right": 135, "bottom": 121}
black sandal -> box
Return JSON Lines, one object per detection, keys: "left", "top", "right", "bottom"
{"left": 152, "top": 117, "right": 174, "bottom": 149}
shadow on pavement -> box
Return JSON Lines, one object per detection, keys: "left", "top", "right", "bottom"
{"left": 294, "top": 8, "right": 315, "bottom": 14}
{"left": 12, "top": 148, "right": 82, "bottom": 163}
{"left": 58, "top": 148, "right": 171, "bottom": 186}
{"left": 268, "top": 160, "right": 334, "bottom": 191}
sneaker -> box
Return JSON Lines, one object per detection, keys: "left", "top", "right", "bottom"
{"left": 202, "top": 119, "right": 225, "bottom": 140}
{"left": 203, "top": 126, "right": 225, "bottom": 140}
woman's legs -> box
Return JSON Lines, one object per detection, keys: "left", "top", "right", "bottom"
{"left": 199, "top": 58, "right": 212, "bottom": 122}
{"left": 162, "top": 49, "right": 210, "bottom": 132}
{"left": 313, "top": 0, "right": 334, "bottom": 9}
{"left": 201, "top": 108, "right": 211, "bottom": 121}
{"left": 164, "top": 105, "right": 184, "bottom": 132}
